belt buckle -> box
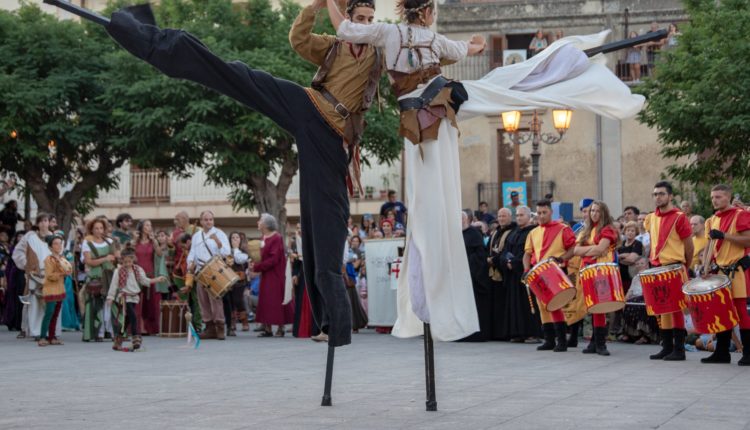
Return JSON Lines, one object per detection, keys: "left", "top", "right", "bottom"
{"left": 334, "top": 103, "right": 350, "bottom": 119}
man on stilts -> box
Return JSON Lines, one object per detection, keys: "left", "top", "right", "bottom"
{"left": 43, "top": 0, "right": 383, "bottom": 405}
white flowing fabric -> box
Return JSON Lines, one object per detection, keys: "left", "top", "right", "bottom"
{"left": 392, "top": 31, "right": 645, "bottom": 341}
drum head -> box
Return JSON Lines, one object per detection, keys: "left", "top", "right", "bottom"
{"left": 588, "top": 301, "right": 625, "bottom": 314}
{"left": 546, "top": 288, "right": 577, "bottom": 312}
{"left": 683, "top": 275, "right": 731, "bottom": 295}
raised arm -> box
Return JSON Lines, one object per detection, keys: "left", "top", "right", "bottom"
{"left": 289, "top": 1, "right": 336, "bottom": 66}
{"left": 326, "top": 0, "right": 346, "bottom": 31}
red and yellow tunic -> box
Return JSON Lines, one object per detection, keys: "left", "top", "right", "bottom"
{"left": 524, "top": 220, "right": 576, "bottom": 266}
{"left": 581, "top": 224, "right": 618, "bottom": 266}
{"left": 524, "top": 221, "right": 576, "bottom": 323}
{"left": 644, "top": 208, "right": 692, "bottom": 267}
{"left": 705, "top": 207, "right": 750, "bottom": 299}
{"left": 691, "top": 234, "right": 709, "bottom": 271}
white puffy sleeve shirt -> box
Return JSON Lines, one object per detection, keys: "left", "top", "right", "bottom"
{"left": 337, "top": 21, "right": 468, "bottom": 74}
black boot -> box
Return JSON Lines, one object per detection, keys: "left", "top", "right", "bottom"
{"left": 553, "top": 322, "right": 568, "bottom": 352}
{"left": 663, "top": 329, "right": 686, "bottom": 361}
{"left": 582, "top": 328, "right": 596, "bottom": 354}
{"left": 537, "top": 323, "right": 556, "bottom": 351}
{"left": 567, "top": 321, "right": 579, "bottom": 348}
{"left": 595, "top": 327, "right": 610, "bottom": 356}
{"left": 701, "top": 330, "right": 732, "bottom": 364}
{"left": 739, "top": 329, "right": 750, "bottom": 366}
{"left": 650, "top": 329, "right": 674, "bottom": 360}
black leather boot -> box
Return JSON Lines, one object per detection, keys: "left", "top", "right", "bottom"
{"left": 537, "top": 323, "right": 556, "bottom": 351}
{"left": 650, "top": 329, "right": 674, "bottom": 360}
{"left": 739, "top": 329, "right": 750, "bottom": 366}
{"left": 553, "top": 322, "right": 568, "bottom": 352}
{"left": 663, "top": 329, "right": 686, "bottom": 361}
{"left": 567, "top": 321, "right": 579, "bottom": 348}
{"left": 582, "top": 327, "right": 596, "bottom": 354}
{"left": 701, "top": 330, "right": 731, "bottom": 364}
{"left": 595, "top": 326, "right": 610, "bottom": 356}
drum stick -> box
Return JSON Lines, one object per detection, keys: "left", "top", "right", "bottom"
{"left": 524, "top": 283, "right": 536, "bottom": 314}
{"left": 701, "top": 239, "right": 715, "bottom": 277}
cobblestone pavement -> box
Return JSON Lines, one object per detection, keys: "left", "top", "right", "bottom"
{"left": 2, "top": 328, "right": 750, "bottom": 430}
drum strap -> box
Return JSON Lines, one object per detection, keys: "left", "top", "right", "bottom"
{"left": 201, "top": 232, "right": 214, "bottom": 258}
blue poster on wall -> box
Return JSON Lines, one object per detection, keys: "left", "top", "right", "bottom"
{"left": 501, "top": 182, "right": 528, "bottom": 207}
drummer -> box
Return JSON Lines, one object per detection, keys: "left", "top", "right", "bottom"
{"left": 186, "top": 210, "right": 231, "bottom": 340}
{"left": 643, "top": 181, "right": 693, "bottom": 361}
{"left": 523, "top": 200, "right": 576, "bottom": 352}
{"left": 565, "top": 198, "right": 595, "bottom": 348}
{"left": 702, "top": 184, "right": 750, "bottom": 365}
{"left": 573, "top": 201, "right": 620, "bottom": 356}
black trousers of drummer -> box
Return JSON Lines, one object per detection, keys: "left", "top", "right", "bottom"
{"left": 106, "top": 9, "right": 353, "bottom": 346}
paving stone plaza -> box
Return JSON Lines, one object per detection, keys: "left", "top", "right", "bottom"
{"left": 3, "top": 329, "right": 750, "bottom": 429}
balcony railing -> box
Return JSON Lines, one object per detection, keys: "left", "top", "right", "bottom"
{"left": 130, "top": 168, "right": 170, "bottom": 205}
{"left": 442, "top": 53, "right": 492, "bottom": 81}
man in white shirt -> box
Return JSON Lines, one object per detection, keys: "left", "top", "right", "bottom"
{"left": 187, "top": 211, "right": 230, "bottom": 340}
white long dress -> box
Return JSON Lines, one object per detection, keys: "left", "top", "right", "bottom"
{"left": 12, "top": 232, "right": 60, "bottom": 338}
{"left": 337, "top": 22, "right": 644, "bottom": 341}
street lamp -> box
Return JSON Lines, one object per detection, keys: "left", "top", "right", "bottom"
{"left": 501, "top": 109, "right": 573, "bottom": 204}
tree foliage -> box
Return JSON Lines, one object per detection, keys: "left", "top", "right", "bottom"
{"left": 0, "top": 0, "right": 401, "bottom": 233}
{"left": 0, "top": 3, "right": 204, "bottom": 231}
{"left": 637, "top": 0, "right": 750, "bottom": 186}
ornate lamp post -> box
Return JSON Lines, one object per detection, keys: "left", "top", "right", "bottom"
{"left": 501, "top": 109, "right": 572, "bottom": 204}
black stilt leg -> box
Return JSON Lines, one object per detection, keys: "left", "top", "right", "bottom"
{"left": 43, "top": 0, "right": 110, "bottom": 26}
{"left": 321, "top": 345, "right": 335, "bottom": 406}
{"left": 424, "top": 323, "right": 437, "bottom": 412}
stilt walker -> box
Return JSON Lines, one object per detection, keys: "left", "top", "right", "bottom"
{"left": 43, "top": 0, "right": 385, "bottom": 406}
{"left": 326, "top": 0, "right": 664, "bottom": 411}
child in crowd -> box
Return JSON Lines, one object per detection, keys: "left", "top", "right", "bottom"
{"left": 107, "top": 247, "right": 166, "bottom": 351}
{"left": 39, "top": 234, "right": 73, "bottom": 346}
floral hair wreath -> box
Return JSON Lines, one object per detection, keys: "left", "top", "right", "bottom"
{"left": 404, "top": 0, "right": 433, "bottom": 14}
{"left": 347, "top": 0, "right": 375, "bottom": 14}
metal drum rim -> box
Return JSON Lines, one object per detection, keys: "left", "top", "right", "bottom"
{"left": 522, "top": 257, "right": 560, "bottom": 283}
{"left": 639, "top": 263, "right": 684, "bottom": 277}
{"left": 578, "top": 261, "right": 618, "bottom": 276}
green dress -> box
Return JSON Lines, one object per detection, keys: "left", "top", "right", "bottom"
{"left": 82, "top": 240, "right": 114, "bottom": 341}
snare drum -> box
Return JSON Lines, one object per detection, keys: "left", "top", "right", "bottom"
{"left": 160, "top": 300, "right": 188, "bottom": 337}
{"left": 683, "top": 275, "right": 739, "bottom": 334}
{"left": 638, "top": 264, "right": 688, "bottom": 316}
{"left": 522, "top": 258, "right": 577, "bottom": 311}
{"left": 579, "top": 263, "right": 625, "bottom": 314}
{"left": 196, "top": 256, "right": 239, "bottom": 299}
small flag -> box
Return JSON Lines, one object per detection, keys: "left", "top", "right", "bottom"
{"left": 187, "top": 322, "right": 201, "bottom": 350}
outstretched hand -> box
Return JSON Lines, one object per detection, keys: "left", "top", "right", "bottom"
{"left": 468, "top": 34, "right": 486, "bottom": 55}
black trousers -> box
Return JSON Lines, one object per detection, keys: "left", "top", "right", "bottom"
{"left": 107, "top": 9, "right": 352, "bottom": 346}
{"left": 112, "top": 301, "right": 139, "bottom": 337}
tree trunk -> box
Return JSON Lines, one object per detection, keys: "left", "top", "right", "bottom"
{"left": 247, "top": 149, "right": 298, "bottom": 242}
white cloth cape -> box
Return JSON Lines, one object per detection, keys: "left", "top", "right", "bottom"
{"left": 392, "top": 31, "right": 645, "bottom": 341}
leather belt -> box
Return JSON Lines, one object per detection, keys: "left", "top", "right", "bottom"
{"left": 398, "top": 76, "right": 450, "bottom": 112}
{"left": 319, "top": 87, "right": 350, "bottom": 120}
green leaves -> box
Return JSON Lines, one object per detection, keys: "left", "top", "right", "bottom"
{"left": 637, "top": 0, "right": 750, "bottom": 186}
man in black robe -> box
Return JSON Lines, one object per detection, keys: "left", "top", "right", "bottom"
{"left": 488, "top": 208, "right": 516, "bottom": 340}
{"left": 500, "top": 205, "right": 541, "bottom": 341}
{"left": 460, "top": 211, "right": 492, "bottom": 342}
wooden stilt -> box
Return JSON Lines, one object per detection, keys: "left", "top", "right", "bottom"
{"left": 321, "top": 345, "right": 335, "bottom": 406}
{"left": 423, "top": 323, "right": 437, "bottom": 411}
